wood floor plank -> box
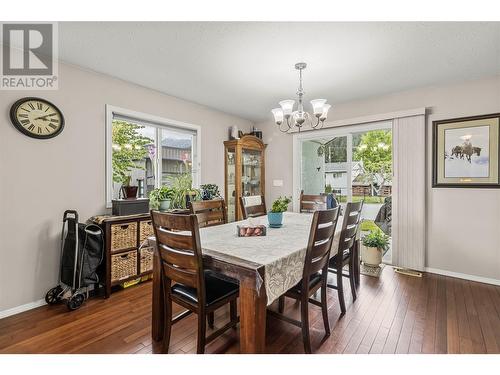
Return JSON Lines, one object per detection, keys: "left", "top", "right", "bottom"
{"left": 0, "top": 268, "right": 498, "bottom": 354}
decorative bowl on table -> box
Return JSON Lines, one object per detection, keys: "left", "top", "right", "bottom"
{"left": 237, "top": 225, "right": 267, "bottom": 237}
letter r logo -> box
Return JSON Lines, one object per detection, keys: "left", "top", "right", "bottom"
{"left": 2, "top": 23, "right": 53, "bottom": 76}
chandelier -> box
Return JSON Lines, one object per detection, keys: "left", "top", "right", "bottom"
{"left": 271, "top": 62, "right": 331, "bottom": 133}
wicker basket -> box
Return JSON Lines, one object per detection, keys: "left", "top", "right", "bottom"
{"left": 110, "top": 222, "right": 137, "bottom": 252}
{"left": 111, "top": 250, "right": 138, "bottom": 282}
{"left": 140, "top": 246, "right": 154, "bottom": 273}
{"left": 139, "top": 220, "right": 154, "bottom": 244}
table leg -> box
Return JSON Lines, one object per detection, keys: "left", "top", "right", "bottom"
{"left": 152, "top": 248, "right": 164, "bottom": 342}
{"left": 239, "top": 278, "right": 267, "bottom": 353}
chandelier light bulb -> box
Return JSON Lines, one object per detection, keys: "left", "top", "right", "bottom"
{"left": 320, "top": 104, "right": 331, "bottom": 121}
{"left": 279, "top": 100, "right": 295, "bottom": 117}
{"left": 310, "top": 99, "right": 327, "bottom": 116}
{"left": 271, "top": 108, "right": 284, "bottom": 124}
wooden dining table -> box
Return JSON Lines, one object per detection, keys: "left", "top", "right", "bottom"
{"left": 150, "top": 212, "right": 360, "bottom": 354}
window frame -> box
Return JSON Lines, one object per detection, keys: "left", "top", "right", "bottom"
{"left": 105, "top": 105, "right": 202, "bottom": 208}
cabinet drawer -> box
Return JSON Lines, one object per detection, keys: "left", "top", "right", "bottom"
{"left": 110, "top": 222, "right": 137, "bottom": 251}
{"left": 139, "top": 220, "right": 154, "bottom": 245}
{"left": 111, "top": 250, "right": 138, "bottom": 282}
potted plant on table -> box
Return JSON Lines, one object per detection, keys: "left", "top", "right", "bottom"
{"left": 150, "top": 186, "right": 175, "bottom": 211}
{"left": 361, "top": 229, "right": 390, "bottom": 267}
{"left": 267, "top": 196, "right": 292, "bottom": 228}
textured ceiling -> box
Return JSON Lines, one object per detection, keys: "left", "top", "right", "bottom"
{"left": 59, "top": 22, "right": 500, "bottom": 122}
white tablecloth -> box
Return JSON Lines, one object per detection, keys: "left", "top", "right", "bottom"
{"left": 200, "top": 212, "right": 342, "bottom": 305}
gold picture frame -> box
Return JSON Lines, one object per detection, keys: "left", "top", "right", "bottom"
{"left": 433, "top": 113, "right": 500, "bottom": 188}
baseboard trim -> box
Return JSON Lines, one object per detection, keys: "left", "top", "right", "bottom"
{"left": 0, "top": 299, "right": 46, "bottom": 320}
{"left": 425, "top": 267, "right": 500, "bottom": 286}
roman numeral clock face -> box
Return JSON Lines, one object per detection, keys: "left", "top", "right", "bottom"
{"left": 10, "top": 98, "right": 64, "bottom": 139}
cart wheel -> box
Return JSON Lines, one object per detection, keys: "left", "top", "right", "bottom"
{"left": 45, "top": 286, "right": 63, "bottom": 305}
{"left": 66, "top": 293, "right": 85, "bottom": 311}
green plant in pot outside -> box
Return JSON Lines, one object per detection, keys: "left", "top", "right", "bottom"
{"left": 150, "top": 186, "right": 175, "bottom": 211}
{"left": 268, "top": 196, "right": 292, "bottom": 227}
{"left": 361, "top": 229, "right": 390, "bottom": 267}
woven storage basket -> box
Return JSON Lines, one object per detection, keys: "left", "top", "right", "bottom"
{"left": 140, "top": 246, "right": 154, "bottom": 273}
{"left": 110, "top": 222, "right": 137, "bottom": 251}
{"left": 139, "top": 220, "right": 154, "bottom": 244}
{"left": 111, "top": 250, "right": 137, "bottom": 282}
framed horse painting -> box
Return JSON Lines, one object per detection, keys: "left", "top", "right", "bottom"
{"left": 433, "top": 113, "right": 500, "bottom": 188}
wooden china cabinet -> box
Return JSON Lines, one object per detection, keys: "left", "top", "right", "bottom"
{"left": 224, "top": 135, "right": 266, "bottom": 222}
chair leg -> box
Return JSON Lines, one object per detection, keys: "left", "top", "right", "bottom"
{"left": 320, "top": 284, "right": 330, "bottom": 336}
{"left": 349, "top": 258, "right": 357, "bottom": 301}
{"left": 230, "top": 299, "right": 237, "bottom": 329}
{"left": 162, "top": 298, "right": 173, "bottom": 353}
{"left": 207, "top": 311, "right": 215, "bottom": 329}
{"left": 301, "top": 296, "right": 312, "bottom": 354}
{"left": 337, "top": 268, "right": 346, "bottom": 315}
{"left": 278, "top": 296, "right": 285, "bottom": 313}
{"left": 197, "top": 312, "right": 207, "bottom": 354}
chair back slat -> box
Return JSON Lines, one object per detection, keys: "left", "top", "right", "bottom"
{"left": 302, "top": 207, "right": 340, "bottom": 282}
{"left": 155, "top": 228, "right": 193, "bottom": 250}
{"left": 162, "top": 263, "right": 198, "bottom": 288}
{"left": 159, "top": 245, "right": 197, "bottom": 270}
{"left": 151, "top": 211, "right": 205, "bottom": 296}
{"left": 239, "top": 195, "right": 267, "bottom": 219}
{"left": 190, "top": 199, "right": 227, "bottom": 228}
{"left": 300, "top": 190, "right": 327, "bottom": 212}
{"left": 336, "top": 201, "right": 363, "bottom": 255}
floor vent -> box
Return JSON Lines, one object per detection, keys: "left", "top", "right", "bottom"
{"left": 394, "top": 267, "right": 423, "bottom": 278}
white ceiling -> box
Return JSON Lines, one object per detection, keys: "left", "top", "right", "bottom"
{"left": 59, "top": 22, "right": 500, "bottom": 122}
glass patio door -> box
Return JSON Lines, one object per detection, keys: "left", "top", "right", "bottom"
{"left": 298, "top": 122, "right": 393, "bottom": 263}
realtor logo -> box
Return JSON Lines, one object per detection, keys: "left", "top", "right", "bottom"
{"left": 1, "top": 22, "right": 58, "bottom": 90}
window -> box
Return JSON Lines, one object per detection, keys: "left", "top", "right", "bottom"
{"left": 106, "top": 106, "right": 201, "bottom": 207}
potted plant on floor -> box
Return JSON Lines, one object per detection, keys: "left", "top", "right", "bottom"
{"left": 361, "top": 229, "right": 390, "bottom": 267}
{"left": 150, "top": 186, "right": 175, "bottom": 211}
{"left": 267, "top": 196, "right": 292, "bottom": 228}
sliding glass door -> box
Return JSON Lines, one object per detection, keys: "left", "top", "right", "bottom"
{"left": 297, "top": 121, "right": 393, "bottom": 263}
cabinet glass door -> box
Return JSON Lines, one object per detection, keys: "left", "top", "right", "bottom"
{"left": 241, "top": 148, "right": 262, "bottom": 198}
{"left": 226, "top": 147, "right": 236, "bottom": 222}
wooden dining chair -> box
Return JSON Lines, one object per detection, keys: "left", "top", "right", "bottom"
{"left": 239, "top": 195, "right": 267, "bottom": 219}
{"left": 326, "top": 201, "right": 363, "bottom": 315}
{"left": 190, "top": 199, "right": 227, "bottom": 228}
{"left": 151, "top": 211, "right": 239, "bottom": 354}
{"left": 300, "top": 190, "right": 327, "bottom": 212}
{"left": 269, "top": 207, "right": 340, "bottom": 353}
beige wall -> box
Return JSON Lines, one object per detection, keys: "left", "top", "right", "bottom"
{"left": 0, "top": 63, "right": 253, "bottom": 312}
{"left": 258, "top": 75, "right": 500, "bottom": 282}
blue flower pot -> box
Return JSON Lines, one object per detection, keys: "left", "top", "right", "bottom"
{"left": 267, "top": 212, "right": 283, "bottom": 227}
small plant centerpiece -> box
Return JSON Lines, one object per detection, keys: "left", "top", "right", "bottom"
{"left": 149, "top": 186, "right": 175, "bottom": 211}
{"left": 361, "top": 229, "right": 390, "bottom": 267}
{"left": 200, "top": 184, "right": 221, "bottom": 200}
{"left": 268, "top": 196, "right": 292, "bottom": 228}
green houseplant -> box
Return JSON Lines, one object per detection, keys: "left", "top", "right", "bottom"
{"left": 267, "top": 196, "right": 292, "bottom": 227}
{"left": 170, "top": 173, "right": 201, "bottom": 209}
{"left": 361, "top": 229, "right": 390, "bottom": 267}
{"left": 200, "top": 184, "right": 221, "bottom": 200}
{"left": 150, "top": 186, "right": 175, "bottom": 211}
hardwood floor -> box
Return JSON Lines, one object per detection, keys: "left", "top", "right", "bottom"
{"left": 1, "top": 266, "right": 499, "bottom": 354}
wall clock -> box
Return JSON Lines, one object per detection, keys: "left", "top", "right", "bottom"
{"left": 9, "top": 97, "right": 65, "bottom": 139}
